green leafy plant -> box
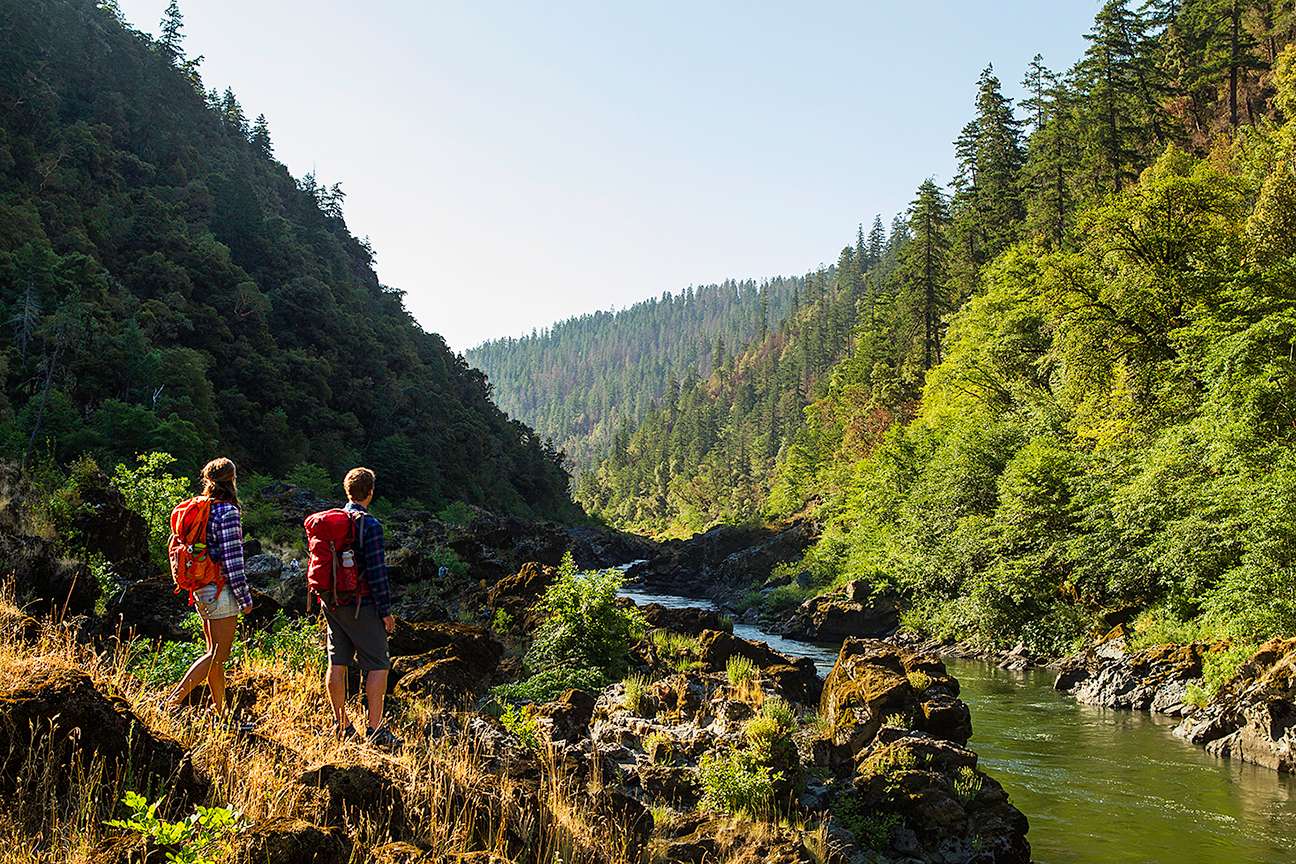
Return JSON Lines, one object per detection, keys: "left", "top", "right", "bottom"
{"left": 906, "top": 670, "right": 933, "bottom": 693}
{"left": 492, "top": 607, "right": 514, "bottom": 636}
{"left": 437, "top": 500, "right": 475, "bottom": 528}
{"left": 832, "top": 792, "right": 899, "bottom": 851}
{"left": 523, "top": 552, "right": 644, "bottom": 683}
{"left": 881, "top": 712, "right": 910, "bottom": 730}
{"left": 490, "top": 666, "right": 606, "bottom": 705}
{"left": 106, "top": 791, "right": 241, "bottom": 864}
{"left": 697, "top": 748, "right": 778, "bottom": 817}
{"left": 500, "top": 702, "right": 540, "bottom": 751}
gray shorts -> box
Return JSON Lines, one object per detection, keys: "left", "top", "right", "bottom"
{"left": 323, "top": 604, "right": 391, "bottom": 672}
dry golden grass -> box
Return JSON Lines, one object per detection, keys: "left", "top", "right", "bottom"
{"left": 0, "top": 591, "right": 655, "bottom": 864}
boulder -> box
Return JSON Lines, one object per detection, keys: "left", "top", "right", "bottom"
{"left": 639, "top": 603, "right": 731, "bottom": 635}
{"left": 244, "top": 554, "right": 309, "bottom": 613}
{"left": 0, "top": 668, "right": 207, "bottom": 813}
{"left": 388, "top": 623, "right": 503, "bottom": 701}
{"left": 696, "top": 629, "right": 821, "bottom": 705}
{"left": 486, "top": 561, "right": 556, "bottom": 613}
{"left": 100, "top": 574, "right": 189, "bottom": 640}
{"left": 819, "top": 639, "right": 969, "bottom": 764}
{"left": 298, "top": 762, "right": 405, "bottom": 833}
{"left": 237, "top": 818, "right": 353, "bottom": 864}
{"left": 847, "top": 734, "right": 1030, "bottom": 864}
{"left": 535, "top": 688, "right": 596, "bottom": 743}
{"left": 781, "top": 589, "right": 899, "bottom": 643}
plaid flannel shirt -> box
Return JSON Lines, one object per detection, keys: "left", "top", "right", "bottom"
{"left": 209, "top": 502, "right": 252, "bottom": 608}
{"left": 343, "top": 502, "right": 391, "bottom": 616}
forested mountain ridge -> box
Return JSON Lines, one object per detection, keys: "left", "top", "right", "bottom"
{"left": 579, "top": 0, "right": 1296, "bottom": 662}
{"left": 467, "top": 277, "right": 803, "bottom": 474}
{"left": 576, "top": 219, "right": 907, "bottom": 536}
{"left": 0, "top": 0, "right": 572, "bottom": 517}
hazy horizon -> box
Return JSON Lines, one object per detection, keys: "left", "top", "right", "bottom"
{"left": 116, "top": 1, "right": 1097, "bottom": 352}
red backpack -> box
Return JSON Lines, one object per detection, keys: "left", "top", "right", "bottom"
{"left": 168, "top": 496, "right": 225, "bottom": 603}
{"left": 303, "top": 508, "right": 367, "bottom": 610}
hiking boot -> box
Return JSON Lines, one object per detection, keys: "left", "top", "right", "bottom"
{"left": 366, "top": 725, "right": 402, "bottom": 752}
{"left": 336, "top": 723, "right": 359, "bottom": 741}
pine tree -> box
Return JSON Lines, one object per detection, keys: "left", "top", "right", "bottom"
{"left": 1179, "top": 0, "right": 1267, "bottom": 129}
{"left": 895, "top": 179, "right": 952, "bottom": 372}
{"left": 866, "top": 215, "right": 887, "bottom": 267}
{"left": 159, "top": 0, "right": 185, "bottom": 59}
{"left": 221, "top": 87, "right": 248, "bottom": 136}
{"left": 949, "top": 66, "right": 1026, "bottom": 296}
{"left": 1076, "top": 0, "right": 1169, "bottom": 192}
{"left": 250, "top": 113, "right": 273, "bottom": 157}
{"left": 1023, "top": 65, "right": 1081, "bottom": 246}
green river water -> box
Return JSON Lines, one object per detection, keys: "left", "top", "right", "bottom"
{"left": 619, "top": 588, "right": 1296, "bottom": 864}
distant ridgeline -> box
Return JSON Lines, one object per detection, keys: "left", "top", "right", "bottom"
{"left": 468, "top": 278, "right": 805, "bottom": 475}
{"left": 0, "top": 0, "right": 573, "bottom": 518}
{"left": 516, "top": 1, "right": 1296, "bottom": 659}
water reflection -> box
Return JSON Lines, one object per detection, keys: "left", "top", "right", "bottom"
{"left": 620, "top": 587, "right": 1296, "bottom": 864}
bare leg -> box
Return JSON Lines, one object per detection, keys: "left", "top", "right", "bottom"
{"left": 205, "top": 615, "right": 238, "bottom": 715}
{"left": 168, "top": 618, "right": 216, "bottom": 707}
{"left": 327, "top": 664, "right": 349, "bottom": 731}
{"left": 365, "top": 669, "right": 388, "bottom": 731}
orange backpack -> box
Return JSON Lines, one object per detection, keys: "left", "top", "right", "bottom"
{"left": 168, "top": 496, "right": 225, "bottom": 602}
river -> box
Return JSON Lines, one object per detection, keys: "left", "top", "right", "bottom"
{"left": 619, "top": 587, "right": 1296, "bottom": 864}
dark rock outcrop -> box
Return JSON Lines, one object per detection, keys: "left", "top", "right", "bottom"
{"left": 696, "top": 629, "right": 822, "bottom": 705}
{"left": 627, "top": 522, "right": 816, "bottom": 605}
{"left": 782, "top": 581, "right": 899, "bottom": 643}
{"left": 1175, "top": 638, "right": 1296, "bottom": 773}
{"left": 638, "top": 602, "right": 732, "bottom": 636}
{"left": 238, "top": 818, "right": 354, "bottom": 864}
{"left": 1054, "top": 633, "right": 1206, "bottom": 716}
{"left": 387, "top": 621, "right": 503, "bottom": 701}
{"left": 819, "top": 639, "right": 968, "bottom": 762}
{"left": 298, "top": 762, "right": 405, "bottom": 834}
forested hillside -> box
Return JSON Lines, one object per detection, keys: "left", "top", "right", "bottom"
{"left": 576, "top": 220, "right": 905, "bottom": 535}
{"left": 585, "top": 0, "right": 1296, "bottom": 655}
{"left": 0, "top": 0, "right": 572, "bottom": 517}
{"left": 467, "top": 277, "right": 803, "bottom": 473}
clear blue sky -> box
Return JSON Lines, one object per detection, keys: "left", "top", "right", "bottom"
{"left": 117, "top": 1, "right": 1099, "bottom": 352}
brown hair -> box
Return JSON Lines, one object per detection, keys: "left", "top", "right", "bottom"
{"left": 344, "top": 467, "right": 376, "bottom": 503}
{"left": 201, "top": 457, "right": 239, "bottom": 506}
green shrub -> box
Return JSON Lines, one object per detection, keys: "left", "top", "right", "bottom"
{"left": 106, "top": 791, "right": 241, "bottom": 864}
{"left": 239, "top": 611, "right": 323, "bottom": 673}
{"left": 524, "top": 552, "right": 644, "bottom": 681}
{"left": 832, "top": 792, "right": 899, "bottom": 851}
{"left": 906, "top": 670, "right": 933, "bottom": 692}
{"left": 237, "top": 473, "right": 300, "bottom": 552}
{"left": 284, "top": 462, "right": 335, "bottom": 499}
{"left": 490, "top": 666, "right": 606, "bottom": 705}
{"left": 760, "top": 697, "right": 797, "bottom": 730}
{"left": 110, "top": 452, "right": 191, "bottom": 560}
{"left": 697, "top": 748, "right": 778, "bottom": 816}
{"left": 500, "top": 703, "right": 540, "bottom": 751}
{"left": 881, "top": 712, "right": 910, "bottom": 730}
{"left": 437, "top": 500, "right": 475, "bottom": 527}
{"left": 492, "top": 608, "right": 514, "bottom": 636}
{"left": 1196, "top": 642, "right": 1257, "bottom": 702}
{"left": 433, "top": 544, "right": 469, "bottom": 578}
{"left": 726, "top": 655, "right": 758, "bottom": 686}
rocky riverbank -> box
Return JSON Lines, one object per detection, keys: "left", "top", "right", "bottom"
{"left": 0, "top": 468, "right": 1034, "bottom": 863}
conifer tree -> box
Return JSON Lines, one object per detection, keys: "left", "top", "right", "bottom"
{"left": 159, "top": 0, "right": 184, "bottom": 59}
{"left": 250, "top": 113, "right": 273, "bottom": 156}
{"left": 896, "top": 179, "right": 952, "bottom": 372}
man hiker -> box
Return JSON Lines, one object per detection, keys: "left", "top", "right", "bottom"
{"left": 313, "top": 467, "right": 400, "bottom": 749}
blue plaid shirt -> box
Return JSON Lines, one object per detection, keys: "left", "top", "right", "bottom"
{"left": 343, "top": 502, "right": 391, "bottom": 616}
{"left": 208, "top": 502, "right": 252, "bottom": 607}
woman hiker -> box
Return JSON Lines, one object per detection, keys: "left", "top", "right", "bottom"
{"left": 166, "top": 457, "right": 253, "bottom": 713}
